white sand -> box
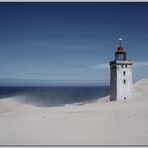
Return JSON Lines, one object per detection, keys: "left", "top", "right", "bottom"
{"left": 0, "top": 79, "right": 148, "bottom": 145}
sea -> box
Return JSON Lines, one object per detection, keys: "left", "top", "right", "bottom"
{"left": 0, "top": 86, "right": 109, "bottom": 107}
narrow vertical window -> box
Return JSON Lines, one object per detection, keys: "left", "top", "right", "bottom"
{"left": 124, "top": 97, "right": 126, "bottom": 100}
{"left": 123, "top": 79, "right": 126, "bottom": 84}
{"left": 123, "top": 71, "right": 126, "bottom": 76}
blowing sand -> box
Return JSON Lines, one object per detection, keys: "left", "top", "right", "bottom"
{"left": 0, "top": 79, "right": 148, "bottom": 145}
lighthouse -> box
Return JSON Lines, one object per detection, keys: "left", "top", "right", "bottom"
{"left": 110, "top": 38, "right": 133, "bottom": 101}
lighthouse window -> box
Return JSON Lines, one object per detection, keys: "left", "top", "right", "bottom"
{"left": 123, "top": 71, "right": 126, "bottom": 76}
{"left": 123, "top": 79, "right": 126, "bottom": 84}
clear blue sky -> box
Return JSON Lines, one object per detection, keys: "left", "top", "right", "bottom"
{"left": 0, "top": 2, "right": 148, "bottom": 86}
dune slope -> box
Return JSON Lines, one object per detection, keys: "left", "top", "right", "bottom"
{"left": 0, "top": 79, "right": 148, "bottom": 145}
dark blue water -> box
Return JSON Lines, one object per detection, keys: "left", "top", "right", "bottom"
{"left": 0, "top": 86, "right": 109, "bottom": 107}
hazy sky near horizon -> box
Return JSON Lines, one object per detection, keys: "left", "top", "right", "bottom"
{"left": 0, "top": 2, "right": 148, "bottom": 86}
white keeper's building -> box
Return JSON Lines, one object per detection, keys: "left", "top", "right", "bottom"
{"left": 110, "top": 39, "right": 133, "bottom": 101}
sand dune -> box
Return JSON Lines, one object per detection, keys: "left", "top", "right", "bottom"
{"left": 0, "top": 79, "right": 148, "bottom": 145}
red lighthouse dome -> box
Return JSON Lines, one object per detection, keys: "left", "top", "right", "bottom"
{"left": 115, "top": 38, "right": 126, "bottom": 60}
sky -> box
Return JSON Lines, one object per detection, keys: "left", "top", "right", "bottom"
{"left": 0, "top": 2, "right": 148, "bottom": 86}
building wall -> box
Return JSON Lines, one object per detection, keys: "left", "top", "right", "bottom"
{"left": 116, "top": 64, "right": 133, "bottom": 100}
{"left": 110, "top": 65, "right": 117, "bottom": 101}
{"left": 110, "top": 61, "right": 133, "bottom": 101}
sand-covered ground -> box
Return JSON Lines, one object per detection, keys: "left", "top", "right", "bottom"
{"left": 0, "top": 79, "right": 148, "bottom": 145}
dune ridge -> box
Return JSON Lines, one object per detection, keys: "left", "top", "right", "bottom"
{"left": 0, "top": 79, "right": 148, "bottom": 145}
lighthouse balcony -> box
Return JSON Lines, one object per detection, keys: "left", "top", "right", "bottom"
{"left": 110, "top": 60, "right": 132, "bottom": 66}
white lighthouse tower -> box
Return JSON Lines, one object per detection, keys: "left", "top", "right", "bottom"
{"left": 110, "top": 38, "right": 133, "bottom": 101}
